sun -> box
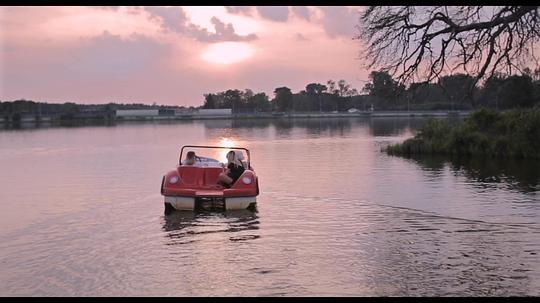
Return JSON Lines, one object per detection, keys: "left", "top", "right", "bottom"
{"left": 201, "top": 42, "right": 255, "bottom": 65}
{"left": 218, "top": 137, "right": 236, "bottom": 162}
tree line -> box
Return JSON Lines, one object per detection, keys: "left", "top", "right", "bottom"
{"left": 202, "top": 79, "right": 364, "bottom": 113}
{"left": 0, "top": 101, "right": 189, "bottom": 121}
{"left": 365, "top": 68, "right": 540, "bottom": 111}
{"left": 203, "top": 71, "right": 540, "bottom": 112}
{"left": 2, "top": 70, "right": 539, "bottom": 119}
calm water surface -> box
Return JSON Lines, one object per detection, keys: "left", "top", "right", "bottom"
{"left": 0, "top": 117, "right": 539, "bottom": 296}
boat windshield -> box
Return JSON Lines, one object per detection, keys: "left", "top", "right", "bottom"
{"left": 193, "top": 156, "right": 221, "bottom": 167}
{"left": 179, "top": 145, "right": 250, "bottom": 168}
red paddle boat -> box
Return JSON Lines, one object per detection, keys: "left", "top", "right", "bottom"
{"left": 160, "top": 145, "right": 259, "bottom": 213}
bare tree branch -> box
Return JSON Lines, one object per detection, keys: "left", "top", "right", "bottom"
{"left": 355, "top": 6, "right": 540, "bottom": 89}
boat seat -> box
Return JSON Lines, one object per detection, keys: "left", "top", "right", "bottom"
{"left": 177, "top": 166, "right": 223, "bottom": 188}
{"left": 177, "top": 166, "right": 204, "bottom": 186}
{"left": 203, "top": 167, "right": 223, "bottom": 186}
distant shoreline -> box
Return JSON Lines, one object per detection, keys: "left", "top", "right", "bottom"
{"left": 0, "top": 110, "right": 471, "bottom": 125}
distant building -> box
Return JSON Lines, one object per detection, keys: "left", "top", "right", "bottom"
{"left": 116, "top": 109, "right": 159, "bottom": 117}
{"left": 197, "top": 109, "right": 232, "bottom": 116}
{"left": 80, "top": 105, "right": 106, "bottom": 112}
{"left": 74, "top": 111, "right": 112, "bottom": 119}
{"left": 158, "top": 109, "right": 175, "bottom": 116}
{"left": 175, "top": 108, "right": 196, "bottom": 116}
{"left": 20, "top": 113, "right": 37, "bottom": 122}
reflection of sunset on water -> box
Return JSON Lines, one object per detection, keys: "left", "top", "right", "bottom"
{"left": 2, "top": 117, "right": 540, "bottom": 296}
{"left": 216, "top": 137, "right": 239, "bottom": 163}
{"left": 181, "top": 137, "right": 245, "bottom": 165}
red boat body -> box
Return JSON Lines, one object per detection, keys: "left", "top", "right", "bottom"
{"left": 160, "top": 145, "right": 259, "bottom": 212}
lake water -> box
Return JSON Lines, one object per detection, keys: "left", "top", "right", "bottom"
{"left": 0, "top": 117, "right": 539, "bottom": 296}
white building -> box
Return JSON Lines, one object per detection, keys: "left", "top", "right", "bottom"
{"left": 116, "top": 109, "right": 159, "bottom": 117}
{"left": 196, "top": 109, "right": 232, "bottom": 116}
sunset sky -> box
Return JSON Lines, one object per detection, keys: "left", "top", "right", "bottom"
{"left": 0, "top": 6, "right": 367, "bottom": 106}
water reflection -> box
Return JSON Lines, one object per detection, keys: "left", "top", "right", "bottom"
{"left": 348, "top": 200, "right": 539, "bottom": 296}
{"left": 3, "top": 115, "right": 540, "bottom": 296}
{"left": 368, "top": 117, "right": 425, "bottom": 137}
{"left": 407, "top": 155, "right": 540, "bottom": 194}
{"left": 161, "top": 209, "right": 260, "bottom": 246}
{"left": 222, "top": 116, "right": 439, "bottom": 138}
{"left": 3, "top": 116, "right": 424, "bottom": 139}
{"left": 273, "top": 118, "right": 294, "bottom": 137}
{"left": 1, "top": 120, "right": 118, "bottom": 132}
{"left": 201, "top": 119, "right": 233, "bottom": 129}
{"left": 296, "top": 118, "right": 352, "bottom": 137}
{"left": 230, "top": 119, "right": 271, "bottom": 129}
{"left": 231, "top": 117, "right": 354, "bottom": 138}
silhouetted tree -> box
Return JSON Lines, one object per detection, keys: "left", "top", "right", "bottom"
{"left": 305, "top": 83, "right": 328, "bottom": 112}
{"left": 326, "top": 80, "right": 339, "bottom": 95}
{"left": 273, "top": 87, "right": 293, "bottom": 112}
{"left": 223, "top": 89, "right": 242, "bottom": 112}
{"left": 247, "top": 92, "right": 272, "bottom": 112}
{"left": 498, "top": 75, "right": 535, "bottom": 109}
{"left": 438, "top": 74, "right": 476, "bottom": 109}
{"left": 363, "top": 71, "right": 405, "bottom": 109}
{"left": 203, "top": 93, "right": 217, "bottom": 109}
{"left": 357, "top": 6, "right": 540, "bottom": 88}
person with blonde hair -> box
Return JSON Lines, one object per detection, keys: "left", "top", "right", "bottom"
{"left": 217, "top": 150, "right": 245, "bottom": 188}
{"left": 235, "top": 150, "right": 248, "bottom": 169}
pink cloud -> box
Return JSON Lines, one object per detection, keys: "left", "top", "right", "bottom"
{"left": 225, "top": 6, "right": 254, "bottom": 16}
{"left": 0, "top": 6, "right": 369, "bottom": 106}
{"left": 256, "top": 6, "right": 290, "bottom": 22}
{"left": 141, "top": 6, "right": 257, "bottom": 42}
{"left": 291, "top": 6, "right": 311, "bottom": 21}
{"left": 318, "top": 6, "right": 361, "bottom": 39}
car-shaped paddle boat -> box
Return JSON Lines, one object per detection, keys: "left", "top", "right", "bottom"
{"left": 160, "top": 145, "right": 259, "bottom": 213}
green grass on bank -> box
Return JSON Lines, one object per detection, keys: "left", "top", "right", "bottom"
{"left": 385, "top": 108, "right": 540, "bottom": 159}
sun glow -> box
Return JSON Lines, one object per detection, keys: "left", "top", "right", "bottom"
{"left": 218, "top": 138, "right": 236, "bottom": 162}
{"left": 201, "top": 42, "right": 255, "bottom": 65}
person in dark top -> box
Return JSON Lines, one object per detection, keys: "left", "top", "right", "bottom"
{"left": 218, "top": 150, "right": 245, "bottom": 188}
{"left": 235, "top": 150, "right": 248, "bottom": 169}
